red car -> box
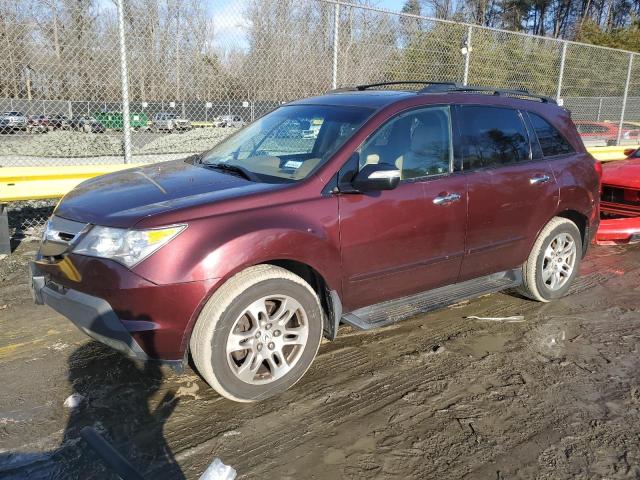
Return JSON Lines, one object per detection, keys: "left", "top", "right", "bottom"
{"left": 574, "top": 120, "right": 639, "bottom": 146}
{"left": 30, "top": 82, "right": 600, "bottom": 401}
{"left": 597, "top": 147, "right": 640, "bottom": 244}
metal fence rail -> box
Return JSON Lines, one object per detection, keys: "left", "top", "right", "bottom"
{"left": 1, "top": 0, "right": 639, "bottom": 168}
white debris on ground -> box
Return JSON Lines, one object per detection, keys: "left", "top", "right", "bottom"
{"left": 63, "top": 393, "right": 85, "bottom": 409}
{"left": 0, "top": 131, "right": 123, "bottom": 157}
{"left": 199, "top": 458, "right": 237, "bottom": 480}
{"left": 465, "top": 315, "right": 526, "bottom": 322}
{"left": 137, "top": 127, "right": 239, "bottom": 155}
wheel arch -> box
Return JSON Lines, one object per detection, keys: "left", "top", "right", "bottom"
{"left": 180, "top": 254, "right": 343, "bottom": 360}
{"left": 555, "top": 209, "right": 589, "bottom": 257}
{"left": 265, "top": 259, "right": 343, "bottom": 341}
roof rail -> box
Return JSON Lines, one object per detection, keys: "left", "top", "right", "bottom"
{"left": 331, "top": 81, "right": 458, "bottom": 92}
{"left": 329, "top": 80, "right": 557, "bottom": 104}
{"left": 419, "top": 84, "right": 557, "bottom": 104}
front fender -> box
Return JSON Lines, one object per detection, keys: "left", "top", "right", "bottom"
{"left": 133, "top": 196, "right": 342, "bottom": 290}
{"left": 193, "top": 228, "right": 342, "bottom": 292}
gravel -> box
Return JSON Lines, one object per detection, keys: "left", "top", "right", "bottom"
{"left": 0, "top": 128, "right": 237, "bottom": 160}
{"left": 137, "top": 127, "right": 238, "bottom": 155}
{"left": 0, "top": 131, "right": 123, "bottom": 158}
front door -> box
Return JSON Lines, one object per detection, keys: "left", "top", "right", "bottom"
{"left": 338, "top": 106, "right": 468, "bottom": 311}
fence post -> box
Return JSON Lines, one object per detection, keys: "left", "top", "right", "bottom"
{"left": 0, "top": 204, "right": 10, "bottom": 255}
{"left": 556, "top": 41, "right": 567, "bottom": 102}
{"left": 597, "top": 97, "right": 603, "bottom": 121}
{"left": 617, "top": 53, "right": 633, "bottom": 146}
{"left": 463, "top": 25, "right": 472, "bottom": 86}
{"left": 116, "top": 0, "right": 132, "bottom": 164}
{"left": 332, "top": 1, "right": 340, "bottom": 89}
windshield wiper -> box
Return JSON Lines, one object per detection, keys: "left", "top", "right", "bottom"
{"left": 204, "top": 162, "right": 259, "bottom": 182}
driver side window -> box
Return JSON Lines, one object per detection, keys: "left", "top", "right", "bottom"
{"left": 359, "top": 106, "right": 453, "bottom": 180}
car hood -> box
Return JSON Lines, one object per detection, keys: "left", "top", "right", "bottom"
{"left": 602, "top": 158, "right": 640, "bottom": 189}
{"left": 55, "top": 160, "right": 284, "bottom": 228}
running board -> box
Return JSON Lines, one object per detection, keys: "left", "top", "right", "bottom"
{"left": 341, "top": 270, "right": 522, "bottom": 330}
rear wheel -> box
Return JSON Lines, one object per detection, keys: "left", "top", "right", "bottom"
{"left": 519, "top": 217, "right": 582, "bottom": 302}
{"left": 190, "top": 265, "right": 324, "bottom": 402}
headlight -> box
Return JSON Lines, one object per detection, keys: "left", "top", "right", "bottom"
{"left": 73, "top": 224, "right": 186, "bottom": 267}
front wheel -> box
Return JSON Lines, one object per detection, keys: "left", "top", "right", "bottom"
{"left": 190, "top": 265, "right": 324, "bottom": 402}
{"left": 518, "top": 217, "right": 582, "bottom": 302}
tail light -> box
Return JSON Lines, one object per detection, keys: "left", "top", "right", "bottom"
{"left": 594, "top": 160, "right": 603, "bottom": 194}
{"left": 594, "top": 160, "right": 603, "bottom": 179}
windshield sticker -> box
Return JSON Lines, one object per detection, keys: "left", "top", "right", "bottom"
{"left": 284, "top": 160, "right": 303, "bottom": 169}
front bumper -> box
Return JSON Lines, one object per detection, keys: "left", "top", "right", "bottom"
{"left": 30, "top": 257, "right": 217, "bottom": 364}
{"left": 596, "top": 217, "right": 640, "bottom": 245}
{"left": 30, "top": 262, "right": 156, "bottom": 363}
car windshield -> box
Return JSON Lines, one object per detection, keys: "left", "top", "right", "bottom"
{"left": 201, "top": 104, "right": 373, "bottom": 182}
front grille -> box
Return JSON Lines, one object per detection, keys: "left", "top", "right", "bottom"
{"left": 601, "top": 185, "right": 640, "bottom": 217}
{"left": 601, "top": 185, "right": 640, "bottom": 206}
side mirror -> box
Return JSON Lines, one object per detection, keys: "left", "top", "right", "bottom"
{"left": 623, "top": 148, "right": 636, "bottom": 157}
{"left": 352, "top": 163, "right": 401, "bottom": 192}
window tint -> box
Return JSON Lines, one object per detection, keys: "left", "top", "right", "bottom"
{"left": 460, "top": 106, "right": 529, "bottom": 170}
{"left": 359, "top": 106, "right": 452, "bottom": 180}
{"left": 529, "top": 113, "right": 575, "bottom": 157}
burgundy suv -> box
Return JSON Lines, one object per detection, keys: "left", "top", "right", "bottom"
{"left": 31, "top": 82, "right": 600, "bottom": 402}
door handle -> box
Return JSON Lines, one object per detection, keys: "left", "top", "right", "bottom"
{"left": 433, "top": 193, "right": 461, "bottom": 205}
{"left": 530, "top": 174, "right": 551, "bottom": 185}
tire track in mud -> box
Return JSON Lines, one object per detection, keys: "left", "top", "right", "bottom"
{"left": 190, "top": 317, "right": 522, "bottom": 478}
{"left": 164, "top": 317, "right": 476, "bottom": 476}
{"left": 215, "top": 359, "right": 467, "bottom": 477}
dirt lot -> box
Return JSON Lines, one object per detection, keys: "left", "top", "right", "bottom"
{"left": 1, "top": 240, "right": 640, "bottom": 479}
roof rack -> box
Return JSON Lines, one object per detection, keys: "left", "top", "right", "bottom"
{"left": 418, "top": 83, "right": 557, "bottom": 104}
{"left": 331, "top": 81, "right": 458, "bottom": 92}
{"left": 330, "top": 80, "right": 556, "bottom": 104}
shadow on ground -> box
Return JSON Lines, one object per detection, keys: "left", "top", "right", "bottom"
{"left": 1, "top": 341, "right": 184, "bottom": 479}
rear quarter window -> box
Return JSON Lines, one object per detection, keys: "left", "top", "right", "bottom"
{"left": 529, "top": 113, "right": 575, "bottom": 157}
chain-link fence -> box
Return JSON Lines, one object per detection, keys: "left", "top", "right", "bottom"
{"left": 1, "top": 0, "right": 639, "bottom": 170}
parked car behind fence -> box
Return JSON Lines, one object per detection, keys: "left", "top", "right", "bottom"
{"left": 1, "top": 111, "right": 28, "bottom": 132}
{"left": 152, "top": 112, "right": 192, "bottom": 132}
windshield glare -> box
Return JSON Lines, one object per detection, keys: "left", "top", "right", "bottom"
{"left": 202, "top": 105, "right": 372, "bottom": 182}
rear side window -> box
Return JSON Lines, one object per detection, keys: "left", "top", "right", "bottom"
{"left": 529, "top": 113, "right": 575, "bottom": 157}
{"left": 459, "top": 106, "right": 530, "bottom": 170}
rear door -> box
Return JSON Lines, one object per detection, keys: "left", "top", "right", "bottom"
{"left": 456, "top": 105, "right": 559, "bottom": 282}
{"left": 338, "top": 105, "right": 468, "bottom": 311}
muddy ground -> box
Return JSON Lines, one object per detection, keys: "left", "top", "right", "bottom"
{"left": 1, "top": 241, "right": 640, "bottom": 479}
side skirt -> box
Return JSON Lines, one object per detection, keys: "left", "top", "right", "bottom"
{"left": 341, "top": 269, "right": 522, "bottom": 331}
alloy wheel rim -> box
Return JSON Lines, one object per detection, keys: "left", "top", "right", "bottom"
{"left": 542, "top": 233, "right": 576, "bottom": 291}
{"left": 226, "top": 295, "right": 309, "bottom": 385}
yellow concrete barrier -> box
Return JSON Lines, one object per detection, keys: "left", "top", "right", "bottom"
{"left": 587, "top": 145, "right": 638, "bottom": 162}
{"left": 0, "top": 164, "right": 140, "bottom": 202}
{"left": 1, "top": 145, "right": 639, "bottom": 203}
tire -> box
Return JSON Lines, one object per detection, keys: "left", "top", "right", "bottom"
{"left": 518, "top": 217, "right": 583, "bottom": 302}
{"left": 190, "top": 265, "right": 324, "bottom": 402}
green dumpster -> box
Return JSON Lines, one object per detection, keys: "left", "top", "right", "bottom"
{"left": 94, "top": 112, "right": 149, "bottom": 130}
